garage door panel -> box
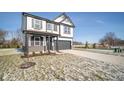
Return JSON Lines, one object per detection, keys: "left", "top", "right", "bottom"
{"left": 54, "top": 40, "right": 71, "bottom": 50}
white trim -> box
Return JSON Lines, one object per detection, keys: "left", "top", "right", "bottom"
{"left": 28, "top": 34, "right": 31, "bottom": 46}
{"left": 43, "top": 36, "right": 46, "bottom": 46}
{"left": 52, "top": 37, "right": 54, "bottom": 51}
{"left": 58, "top": 37, "right": 73, "bottom": 41}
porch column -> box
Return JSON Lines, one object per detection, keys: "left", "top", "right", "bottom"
{"left": 71, "top": 40, "right": 72, "bottom": 49}
{"left": 48, "top": 36, "right": 50, "bottom": 53}
{"left": 56, "top": 36, "right": 59, "bottom": 52}
{"left": 28, "top": 34, "right": 31, "bottom": 46}
{"left": 52, "top": 37, "right": 54, "bottom": 51}
{"left": 25, "top": 33, "right": 29, "bottom": 56}
{"left": 43, "top": 36, "right": 46, "bottom": 53}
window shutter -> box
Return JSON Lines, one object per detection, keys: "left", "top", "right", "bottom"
{"left": 64, "top": 26, "right": 67, "bottom": 33}
{"left": 68, "top": 27, "right": 70, "bottom": 34}
{"left": 32, "top": 19, "right": 34, "bottom": 28}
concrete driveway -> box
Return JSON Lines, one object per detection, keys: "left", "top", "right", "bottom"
{"left": 0, "top": 48, "right": 23, "bottom": 56}
{"left": 61, "top": 50, "right": 124, "bottom": 66}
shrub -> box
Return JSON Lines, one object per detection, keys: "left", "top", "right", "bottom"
{"left": 32, "top": 52, "right": 35, "bottom": 56}
{"left": 17, "top": 45, "right": 20, "bottom": 48}
{"left": 40, "top": 51, "right": 42, "bottom": 54}
{"left": 0, "top": 45, "right": 2, "bottom": 48}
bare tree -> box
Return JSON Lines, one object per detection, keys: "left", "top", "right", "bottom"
{"left": 99, "top": 32, "right": 118, "bottom": 47}
{"left": 15, "top": 29, "right": 23, "bottom": 45}
{"left": 0, "top": 29, "right": 7, "bottom": 44}
{"left": 115, "top": 39, "right": 124, "bottom": 46}
{"left": 11, "top": 38, "right": 19, "bottom": 46}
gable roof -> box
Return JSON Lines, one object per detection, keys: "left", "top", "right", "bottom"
{"left": 22, "top": 12, "right": 59, "bottom": 24}
{"left": 53, "top": 13, "right": 75, "bottom": 27}
{"left": 22, "top": 12, "right": 75, "bottom": 27}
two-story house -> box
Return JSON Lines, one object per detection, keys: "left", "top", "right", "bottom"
{"left": 22, "top": 12, "right": 75, "bottom": 55}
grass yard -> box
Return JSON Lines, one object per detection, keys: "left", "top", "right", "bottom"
{"left": 0, "top": 54, "right": 124, "bottom": 81}
{"left": 0, "top": 48, "right": 23, "bottom": 56}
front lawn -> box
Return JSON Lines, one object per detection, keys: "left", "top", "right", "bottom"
{"left": 0, "top": 54, "right": 124, "bottom": 81}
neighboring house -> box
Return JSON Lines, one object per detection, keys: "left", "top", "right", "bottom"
{"left": 22, "top": 12, "right": 75, "bottom": 55}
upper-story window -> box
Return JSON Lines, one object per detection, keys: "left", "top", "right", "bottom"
{"left": 68, "top": 27, "right": 70, "bottom": 34}
{"left": 64, "top": 26, "right": 70, "bottom": 34}
{"left": 47, "top": 23, "right": 52, "bottom": 30}
{"left": 54, "top": 24, "right": 57, "bottom": 31}
{"left": 32, "top": 19, "right": 42, "bottom": 30}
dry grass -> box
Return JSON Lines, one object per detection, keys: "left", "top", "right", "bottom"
{"left": 0, "top": 54, "right": 124, "bottom": 81}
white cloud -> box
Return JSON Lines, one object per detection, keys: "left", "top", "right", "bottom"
{"left": 96, "top": 19, "right": 104, "bottom": 24}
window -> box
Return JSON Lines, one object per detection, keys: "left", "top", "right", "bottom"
{"left": 32, "top": 19, "right": 42, "bottom": 30}
{"left": 34, "top": 37, "right": 40, "bottom": 46}
{"left": 64, "top": 26, "right": 68, "bottom": 33}
{"left": 54, "top": 24, "right": 57, "bottom": 31}
{"left": 67, "top": 27, "right": 70, "bottom": 34}
{"left": 47, "top": 23, "right": 52, "bottom": 30}
{"left": 64, "top": 26, "right": 70, "bottom": 34}
{"left": 31, "top": 36, "right": 43, "bottom": 46}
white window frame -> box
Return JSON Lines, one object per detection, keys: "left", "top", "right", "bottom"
{"left": 34, "top": 37, "right": 41, "bottom": 46}
{"left": 54, "top": 24, "right": 57, "bottom": 31}
{"left": 64, "top": 26, "right": 67, "bottom": 33}
{"left": 47, "top": 23, "right": 52, "bottom": 30}
{"left": 64, "top": 26, "right": 70, "bottom": 34}
{"left": 32, "top": 19, "right": 42, "bottom": 30}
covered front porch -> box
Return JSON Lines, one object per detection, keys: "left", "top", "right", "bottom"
{"left": 24, "top": 31, "right": 59, "bottom": 55}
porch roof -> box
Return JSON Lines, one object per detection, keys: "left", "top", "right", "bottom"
{"left": 23, "top": 30, "right": 59, "bottom": 37}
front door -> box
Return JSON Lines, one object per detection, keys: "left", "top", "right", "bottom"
{"left": 46, "top": 36, "right": 53, "bottom": 51}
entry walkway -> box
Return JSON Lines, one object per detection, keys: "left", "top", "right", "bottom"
{"left": 61, "top": 50, "right": 124, "bottom": 66}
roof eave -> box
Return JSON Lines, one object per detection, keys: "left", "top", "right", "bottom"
{"left": 22, "top": 12, "right": 59, "bottom": 25}
{"left": 22, "top": 12, "right": 75, "bottom": 28}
